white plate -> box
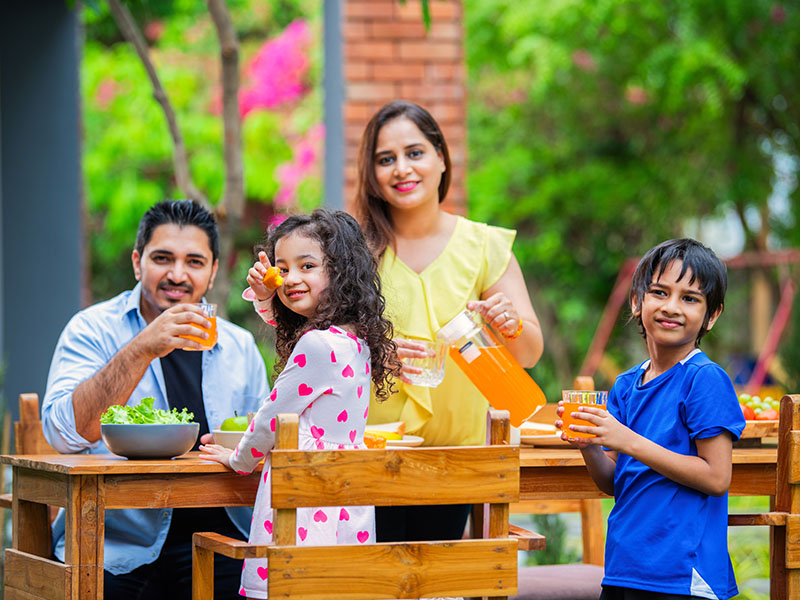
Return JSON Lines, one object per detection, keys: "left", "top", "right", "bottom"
{"left": 520, "top": 434, "right": 571, "bottom": 447}
{"left": 386, "top": 435, "right": 424, "bottom": 448}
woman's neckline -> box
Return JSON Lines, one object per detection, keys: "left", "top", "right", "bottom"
{"left": 386, "top": 212, "right": 461, "bottom": 276}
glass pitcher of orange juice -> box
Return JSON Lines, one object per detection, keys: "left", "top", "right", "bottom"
{"left": 436, "top": 310, "right": 546, "bottom": 427}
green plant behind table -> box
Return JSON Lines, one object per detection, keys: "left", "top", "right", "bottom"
{"left": 464, "top": 0, "right": 800, "bottom": 398}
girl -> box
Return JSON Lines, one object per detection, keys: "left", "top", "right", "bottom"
{"left": 200, "top": 209, "right": 399, "bottom": 599}
{"left": 354, "top": 100, "right": 544, "bottom": 542}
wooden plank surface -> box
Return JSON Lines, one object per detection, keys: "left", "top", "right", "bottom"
{"left": 267, "top": 539, "right": 518, "bottom": 599}
{"left": 741, "top": 420, "right": 780, "bottom": 439}
{"left": 4, "top": 549, "right": 72, "bottom": 599}
{"left": 0, "top": 452, "right": 240, "bottom": 474}
{"left": 15, "top": 467, "right": 68, "bottom": 506}
{"left": 270, "top": 446, "right": 519, "bottom": 507}
{"left": 103, "top": 471, "right": 259, "bottom": 509}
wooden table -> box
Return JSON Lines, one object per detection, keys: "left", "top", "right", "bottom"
{"left": 1, "top": 413, "right": 794, "bottom": 600}
{"left": 1, "top": 452, "right": 261, "bottom": 600}
{"left": 518, "top": 445, "right": 777, "bottom": 500}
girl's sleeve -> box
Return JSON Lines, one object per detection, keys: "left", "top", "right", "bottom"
{"left": 683, "top": 364, "right": 746, "bottom": 441}
{"left": 229, "top": 330, "right": 332, "bottom": 474}
{"left": 241, "top": 287, "right": 275, "bottom": 326}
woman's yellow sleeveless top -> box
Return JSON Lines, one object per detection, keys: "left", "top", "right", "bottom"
{"left": 369, "top": 216, "right": 515, "bottom": 446}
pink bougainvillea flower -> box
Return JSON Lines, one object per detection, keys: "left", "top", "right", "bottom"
{"left": 273, "top": 123, "right": 325, "bottom": 208}
{"left": 238, "top": 19, "right": 312, "bottom": 118}
{"left": 95, "top": 79, "right": 119, "bottom": 110}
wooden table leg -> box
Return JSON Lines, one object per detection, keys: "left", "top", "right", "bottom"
{"left": 64, "top": 474, "right": 104, "bottom": 600}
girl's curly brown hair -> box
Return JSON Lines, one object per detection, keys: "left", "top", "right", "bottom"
{"left": 259, "top": 210, "right": 401, "bottom": 401}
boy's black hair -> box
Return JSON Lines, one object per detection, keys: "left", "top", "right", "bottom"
{"left": 260, "top": 209, "right": 400, "bottom": 401}
{"left": 630, "top": 238, "right": 727, "bottom": 345}
{"left": 135, "top": 200, "right": 219, "bottom": 261}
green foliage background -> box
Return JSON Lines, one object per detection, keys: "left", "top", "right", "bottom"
{"left": 464, "top": 0, "right": 799, "bottom": 397}
{"left": 81, "top": 0, "right": 322, "bottom": 339}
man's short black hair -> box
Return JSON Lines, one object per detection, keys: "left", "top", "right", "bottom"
{"left": 135, "top": 200, "right": 219, "bottom": 261}
{"left": 631, "top": 238, "right": 727, "bottom": 345}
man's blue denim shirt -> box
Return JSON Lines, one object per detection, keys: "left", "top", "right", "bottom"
{"left": 41, "top": 283, "right": 269, "bottom": 575}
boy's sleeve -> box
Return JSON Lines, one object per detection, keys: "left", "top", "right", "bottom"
{"left": 683, "top": 364, "right": 745, "bottom": 441}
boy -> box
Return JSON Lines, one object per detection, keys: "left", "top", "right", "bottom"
{"left": 557, "top": 238, "right": 745, "bottom": 600}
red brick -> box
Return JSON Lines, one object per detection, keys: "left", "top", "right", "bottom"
{"left": 430, "top": 1, "right": 461, "bottom": 20}
{"left": 394, "top": 0, "right": 461, "bottom": 21}
{"left": 441, "top": 123, "right": 466, "bottom": 142}
{"left": 345, "top": 61, "right": 370, "bottom": 80}
{"left": 429, "top": 21, "right": 462, "bottom": 40}
{"left": 400, "top": 82, "right": 464, "bottom": 101}
{"left": 343, "top": 20, "right": 369, "bottom": 40}
{"left": 426, "top": 101, "right": 465, "bottom": 124}
{"left": 369, "top": 21, "right": 427, "bottom": 39}
{"left": 346, "top": 1, "right": 394, "bottom": 19}
{"left": 425, "top": 62, "right": 464, "bottom": 81}
{"left": 370, "top": 62, "right": 426, "bottom": 81}
{"left": 346, "top": 124, "right": 366, "bottom": 144}
{"left": 345, "top": 102, "right": 372, "bottom": 121}
{"left": 347, "top": 81, "right": 397, "bottom": 102}
{"left": 345, "top": 40, "right": 396, "bottom": 60}
{"left": 399, "top": 40, "right": 462, "bottom": 60}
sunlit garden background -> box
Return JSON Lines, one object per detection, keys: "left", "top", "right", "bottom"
{"left": 3, "top": 1, "right": 799, "bottom": 598}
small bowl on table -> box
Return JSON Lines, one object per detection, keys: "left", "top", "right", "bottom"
{"left": 101, "top": 423, "right": 199, "bottom": 459}
{"left": 211, "top": 429, "right": 245, "bottom": 450}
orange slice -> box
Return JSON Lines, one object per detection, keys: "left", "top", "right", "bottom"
{"left": 262, "top": 266, "right": 284, "bottom": 290}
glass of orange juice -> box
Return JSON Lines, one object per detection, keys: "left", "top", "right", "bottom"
{"left": 180, "top": 303, "right": 217, "bottom": 350}
{"left": 560, "top": 390, "right": 609, "bottom": 439}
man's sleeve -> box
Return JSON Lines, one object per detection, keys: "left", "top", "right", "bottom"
{"left": 41, "top": 312, "right": 111, "bottom": 453}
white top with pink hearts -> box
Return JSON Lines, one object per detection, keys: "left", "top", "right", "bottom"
{"left": 230, "top": 326, "right": 375, "bottom": 599}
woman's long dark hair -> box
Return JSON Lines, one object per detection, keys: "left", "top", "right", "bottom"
{"left": 354, "top": 100, "right": 452, "bottom": 257}
{"left": 260, "top": 210, "right": 400, "bottom": 401}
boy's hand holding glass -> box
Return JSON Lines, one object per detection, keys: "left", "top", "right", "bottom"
{"left": 556, "top": 390, "right": 609, "bottom": 443}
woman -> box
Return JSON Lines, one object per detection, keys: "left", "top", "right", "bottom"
{"left": 355, "top": 100, "right": 544, "bottom": 542}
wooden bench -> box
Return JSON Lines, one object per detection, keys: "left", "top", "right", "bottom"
{"left": 193, "top": 410, "right": 527, "bottom": 599}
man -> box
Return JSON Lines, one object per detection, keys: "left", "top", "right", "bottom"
{"left": 42, "top": 200, "right": 269, "bottom": 599}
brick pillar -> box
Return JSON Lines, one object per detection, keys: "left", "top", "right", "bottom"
{"left": 342, "top": 0, "right": 466, "bottom": 215}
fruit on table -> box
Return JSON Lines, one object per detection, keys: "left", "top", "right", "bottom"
{"left": 738, "top": 393, "right": 780, "bottom": 420}
{"left": 756, "top": 408, "right": 779, "bottom": 421}
{"left": 262, "top": 266, "right": 284, "bottom": 290}
{"left": 363, "top": 433, "right": 387, "bottom": 449}
{"left": 220, "top": 412, "right": 249, "bottom": 431}
{"left": 364, "top": 430, "right": 402, "bottom": 441}
{"left": 739, "top": 403, "right": 756, "bottom": 421}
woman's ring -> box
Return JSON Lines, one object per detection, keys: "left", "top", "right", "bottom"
{"left": 503, "top": 311, "right": 509, "bottom": 322}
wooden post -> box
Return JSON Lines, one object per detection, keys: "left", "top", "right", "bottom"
{"left": 192, "top": 539, "right": 215, "bottom": 600}
{"left": 488, "top": 410, "right": 510, "bottom": 600}
{"left": 273, "top": 414, "right": 299, "bottom": 548}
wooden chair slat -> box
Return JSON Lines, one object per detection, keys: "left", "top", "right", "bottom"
{"left": 192, "top": 532, "right": 268, "bottom": 559}
{"left": 270, "top": 445, "right": 519, "bottom": 508}
{"left": 509, "top": 523, "right": 546, "bottom": 551}
{"left": 729, "top": 512, "right": 788, "bottom": 527}
{"left": 266, "top": 539, "right": 518, "bottom": 600}
{"left": 4, "top": 549, "right": 73, "bottom": 599}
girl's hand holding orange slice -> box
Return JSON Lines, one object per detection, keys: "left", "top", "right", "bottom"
{"left": 262, "top": 266, "right": 284, "bottom": 290}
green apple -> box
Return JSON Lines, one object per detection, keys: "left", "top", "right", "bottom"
{"left": 220, "top": 412, "right": 249, "bottom": 431}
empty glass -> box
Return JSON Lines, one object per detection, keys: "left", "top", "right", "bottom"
{"left": 401, "top": 339, "right": 447, "bottom": 387}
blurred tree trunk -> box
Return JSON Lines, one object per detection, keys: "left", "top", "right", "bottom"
{"left": 106, "top": 0, "right": 243, "bottom": 317}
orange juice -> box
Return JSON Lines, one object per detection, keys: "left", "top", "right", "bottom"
{"left": 448, "top": 342, "right": 546, "bottom": 427}
{"left": 182, "top": 316, "right": 217, "bottom": 350}
{"left": 560, "top": 401, "right": 606, "bottom": 439}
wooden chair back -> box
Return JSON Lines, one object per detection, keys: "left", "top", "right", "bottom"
{"left": 194, "top": 410, "right": 521, "bottom": 600}
{"left": 14, "top": 393, "right": 56, "bottom": 454}
{"left": 0, "top": 394, "right": 57, "bottom": 546}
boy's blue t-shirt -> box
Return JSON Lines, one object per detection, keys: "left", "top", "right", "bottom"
{"left": 603, "top": 349, "right": 745, "bottom": 600}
